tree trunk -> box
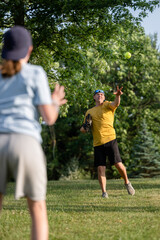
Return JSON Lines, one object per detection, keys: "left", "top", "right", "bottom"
{"left": 11, "top": 1, "right": 24, "bottom": 26}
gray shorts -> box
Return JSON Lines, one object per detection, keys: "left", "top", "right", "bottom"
{"left": 0, "top": 133, "right": 47, "bottom": 201}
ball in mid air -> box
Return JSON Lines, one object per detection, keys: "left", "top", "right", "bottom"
{"left": 124, "top": 52, "right": 131, "bottom": 59}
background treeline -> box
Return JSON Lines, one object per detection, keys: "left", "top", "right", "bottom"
{"left": 0, "top": 0, "right": 160, "bottom": 179}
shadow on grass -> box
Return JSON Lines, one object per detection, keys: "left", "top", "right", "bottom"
{"left": 3, "top": 200, "right": 160, "bottom": 214}
{"left": 3, "top": 204, "right": 160, "bottom": 213}
{"left": 46, "top": 204, "right": 160, "bottom": 213}
{"left": 2, "top": 205, "right": 28, "bottom": 211}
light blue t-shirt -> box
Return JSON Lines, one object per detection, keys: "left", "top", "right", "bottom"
{"left": 0, "top": 63, "right": 52, "bottom": 142}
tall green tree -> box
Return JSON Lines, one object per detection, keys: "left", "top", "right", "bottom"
{"left": 129, "top": 119, "right": 160, "bottom": 178}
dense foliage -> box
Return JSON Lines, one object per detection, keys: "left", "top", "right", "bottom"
{"left": 51, "top": 28, "right": 160, "bottom": 179}
{"left": 0, "top": 0, "right": 160, "bottom": 179}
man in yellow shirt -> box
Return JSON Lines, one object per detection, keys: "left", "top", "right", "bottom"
{"left": 80, "top": 87, "right": 135, "bottom": 198}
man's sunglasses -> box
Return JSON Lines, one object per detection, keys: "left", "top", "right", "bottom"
{"left": 94, "top": 90, "right": 104, "bottom": 95}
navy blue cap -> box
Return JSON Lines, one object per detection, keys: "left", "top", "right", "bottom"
{"left": 2, "top": 26, "right": 32, "bottom": 61}
{"left": 94, "top": 89, "right": 105, "bottom": 95}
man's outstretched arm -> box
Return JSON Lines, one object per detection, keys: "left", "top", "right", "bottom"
{"left": 110, "top": 86, "right": 123, "bottom": 108}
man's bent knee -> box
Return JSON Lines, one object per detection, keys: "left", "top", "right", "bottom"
{"left": 114, "top": 162, "right": 125, "bottom": 169}
{"left": 98, "top": 166, "right": 106, "bottom": 176}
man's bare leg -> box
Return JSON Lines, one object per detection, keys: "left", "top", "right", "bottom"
{"left": 97, "top": 166, "right": 106, "bottom": 193}
{"left": 114, "top": 162, "right": 135, "bottom": 195}
{"left": 114, "top": 162, "right": 129, "bottom": 184}
{"left": 27, "top": 198, "right": 48, "bottom": 240}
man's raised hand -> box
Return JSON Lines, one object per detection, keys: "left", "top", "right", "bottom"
{"left": 113, "top": 86, "right": 123, "bottom": 96}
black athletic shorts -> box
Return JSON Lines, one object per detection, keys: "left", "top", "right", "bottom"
{"left": 94, "top": 139, "right": 122, "bottom": 167}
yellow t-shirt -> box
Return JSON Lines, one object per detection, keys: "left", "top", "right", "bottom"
{"left": 85, "top": 101, "right": 117, "bottom": 147}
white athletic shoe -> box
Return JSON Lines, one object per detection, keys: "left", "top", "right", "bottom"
{"left": 102, "top": 192, "right": 108, "bottom": 198}
{"left": 125, "top": 182, "right": 135, "bottom": 195}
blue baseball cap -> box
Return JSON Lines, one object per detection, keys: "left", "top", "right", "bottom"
{"left": 94, "top": 89, "right": 105, "bottom": 95}
{"left": 2, "top": 26, "right": 32, "bottom": 61}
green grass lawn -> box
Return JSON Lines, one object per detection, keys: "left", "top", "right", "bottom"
{"left": 0, "top": 178, "right": 160, "bottom": 240}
